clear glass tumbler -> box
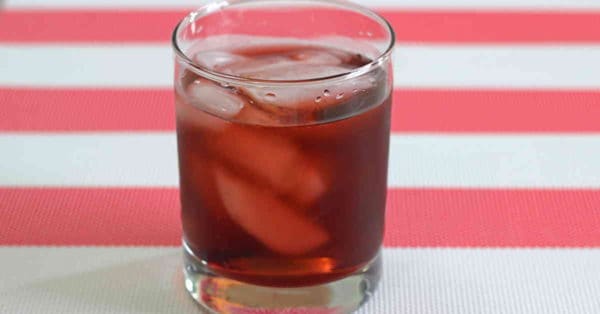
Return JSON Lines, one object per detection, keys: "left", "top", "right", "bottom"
{"left": 172, "top": 0, "right": 394, "bottom": 312}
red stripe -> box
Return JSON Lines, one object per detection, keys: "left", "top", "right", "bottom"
{"left": 3, "top": 10, "right": 600, "bottom": 43}
{"left": 1, "top": 188, "right": 599, "bottom": 246}
{"left": 384, "top": 189, "right": 600, "bottom": 247}
{"left": 0, "top": 88, "right": 175, "bottom": 131}
{"left": 0, "top": 9, "right": 385, "bottom": 42}
{"left": 387, "top": 11, "right": 600, "bottom": 43}
{"left": 0, "top": 188, "right": 181, "bottom": 246}
{"left": 3, "top": 88, "right": 600, "bottom": 132}
{"left": 0, "top": 10, "right": 183, "bottom": 43}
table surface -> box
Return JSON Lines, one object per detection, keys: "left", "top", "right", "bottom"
{"left": 1, "top": 0, "right": 600, "bottom": 313}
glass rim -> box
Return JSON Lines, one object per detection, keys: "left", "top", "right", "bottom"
{"left": 171, "top": 0, "right": 396, "bottom": 86}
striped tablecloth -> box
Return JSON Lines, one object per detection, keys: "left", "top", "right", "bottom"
{"left": 1, "top": 0, "right": 600, "bottom": 313}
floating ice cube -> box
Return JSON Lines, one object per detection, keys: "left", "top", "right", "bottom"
{"left": 239, "top": 71, "right": 376, "bottom": 113}
{"left": 211, "top": 126, "right": 327, "bottom": 205}
{"left": 214, "top": 49, "right": 375, "bottom": 111}
{"left": 289, "top": 48, "right": 344, "bottom": 65}
{"left": 219, "top": 48, "right": 349, "bottom": 81}
{"left": 194, "top": 51, "right": 248, "bottom": 70}
{"left": 234, "top": 101, "right": 283, "bottom": 126}
{"left": 214, "top": 165, "right": 329, "bottom": 255}
{"left": 186, "top": 79, "right": 245, "bottom": 119}
{"left": 175, "top": 91, "right": 226, "bottom": 132}
{"left": 220, "top": 55, "right": 294, "bottom": 78}
{"left": 240, "top": 64, "right": 350, "bottom": 81}
{"left": 188, "top": 44, "right": 384, "bottom": 124}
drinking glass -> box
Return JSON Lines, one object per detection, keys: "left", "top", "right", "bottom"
{"left": 172, "top": 0, "right": 394, "bottom": 312}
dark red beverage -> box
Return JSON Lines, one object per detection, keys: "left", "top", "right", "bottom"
{"left": 176, "top": 44, "right": 391, "bottom": 287}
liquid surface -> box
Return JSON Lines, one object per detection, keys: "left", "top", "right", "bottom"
{"left": 176, "top": 44, "right": 391, "bottom": 287}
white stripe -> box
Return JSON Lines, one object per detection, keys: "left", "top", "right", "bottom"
{"left": 388, "top": 134, "right": 600, "bottom": 188}
{"left": 0, "top": 133, "right": 178, "bottom": 187}
{"left": 6, "top": 0, "right": 600, "bottom": 10}
{"left": 394, "top": 45, "right": 600, "bottom": 89}
{"left": 3, "top": 44, "right": 600, "bottom": 88}
{"left": 1, "top": 247, "right": 599, "bottom": 314}
{"left": 2, "top": 133, "right": 600, "bottom": 188}
{"left": 0, "top": 45, "right": 172, "bottom": 88}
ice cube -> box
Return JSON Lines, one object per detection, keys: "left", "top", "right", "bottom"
{"left": 283, "top": 158, "right": 327, "bottom": 206}
{"left": 289, "top": 48, "right": 344, "bottom": 65}
{"left": 234, "top": 101, "right": 283, "bottom": 126}
{"left": 194, "top": 51, "right": 248, "bottom": 70}
{"left": 176, "top": 91, "right": 227, "bottom": 132}
{"left": 211, "top": 126, "right": 327, "bottom": 205}
{"left": 220, "top": 55, "right": 294, "bottom": 78}
{"left": 219, "top": 50, "right": 374, "bottom": 111}
{"left": 219, "top": 48, "right": 348, "bottom": 80}
{"left": 214, "top": 165, "right": 329, "bottom": 255}
{"left": 239, "top": 71, "right": 376, "bottom": 114}
{"left": 240, "top": 64, "right": 350, "bottom": 81}
{"left": 187, "top": 79, "right": 245, "bottom": 119}
{"left": 194, "top": 47, "right": 376, "bottom": 115}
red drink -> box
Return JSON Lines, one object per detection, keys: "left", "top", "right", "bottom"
{"left": 173, "top": 2, "right": 394, "bottom": 311}
{"left": 176, "top": 44, "right": 391, "bottom": 287}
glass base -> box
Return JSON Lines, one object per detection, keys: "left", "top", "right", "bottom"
{"left": 183, "top": 244, "right": 381, "bottom": 313}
